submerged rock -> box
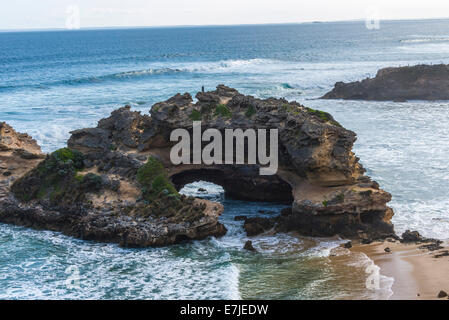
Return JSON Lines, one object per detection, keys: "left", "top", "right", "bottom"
{"left": 1, "top": 85, "right": 396, "bottom": 246}
{"left": 243, "top": 240, "right": 257, "bottom": 252}
{"left": 321, "top": 64, "right": 449, "bottom": 101}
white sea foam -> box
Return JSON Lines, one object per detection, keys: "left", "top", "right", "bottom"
{"left": 347, "top": 252, "right": 394, "bottom": 300}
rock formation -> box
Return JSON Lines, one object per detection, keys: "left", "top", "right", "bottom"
{"left": 321, "top": 64, "right": 449, "bottom": 101}
{"left": 0, "top": 85, "right": 395, "bottom": 247}
{"left": 0, "top": 124, "right": 226, "bottom": 247}
{"left": 0, "top": 122, "right": 45, "bottom": 183}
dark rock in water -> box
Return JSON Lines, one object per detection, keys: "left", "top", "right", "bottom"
{"left": 0, "top": 85, "right": 396, "bottom": 246}
{"left": 198, "top": 188, "right": 207, "bottom": 192}
{"left": 438, "top": 290, "right": 448, "bottom": 298}
{"left": 243, "top": 217, "right": 276, "bottom": 236}
{"left": 243, "top": 240, "right": 257, "bottom": 252}
{"left": 343, "top": 241, "right": 352, "bottom": 249}
{"left": 322, "top": 64, "right": 449, "bottom": 101}
{"left": 234, "top": 216, "right": 247, "bottom": 221}
{"left": 401, "top": 230, "right": 423, "bottom": 243}
{"left": 384, "top": 247, "right": 391, "bottom": 253}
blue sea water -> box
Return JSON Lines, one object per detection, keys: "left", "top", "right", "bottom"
{"left": 1, "top": 20, "right": 449, "bottom": 299}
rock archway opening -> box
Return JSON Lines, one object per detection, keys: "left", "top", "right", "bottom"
{"left": 178, "top": 180, "right": 225, "bottom": 200}
{"left": 170, "top": 168, "right": 294, "bottom": 203}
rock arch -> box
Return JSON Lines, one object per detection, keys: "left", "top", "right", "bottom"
{"left": 64, "top": 85, "right": 395, "bottom": 240}
{"left": 169, "top": 166, "right": 294, "bottom": 203}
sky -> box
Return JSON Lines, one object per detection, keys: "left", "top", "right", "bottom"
{"left": 1, "top": 0, "right": 449, "bottom": 30}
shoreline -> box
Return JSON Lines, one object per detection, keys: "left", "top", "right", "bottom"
{"left": 351, "top": 240, "right": 449, "bottom": 300}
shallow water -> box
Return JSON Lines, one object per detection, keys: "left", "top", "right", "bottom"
{"left": 1, "top": 20, "right": 449, "bottom": 299}
{"left": 0, "top": 182, "right": 391, "bottom": 300}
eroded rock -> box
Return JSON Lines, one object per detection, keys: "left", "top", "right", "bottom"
{"left": 1, "top": 140, "right": 226, "bottom": 248}
{"left": 0, "top": 122, "right": 45, "bottom": 184}
{"left": 2, "top": 85, "right": 396, "bottom": 245}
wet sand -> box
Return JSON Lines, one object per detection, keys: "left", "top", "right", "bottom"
{"left": 351, "top": 240, "right": 449, "bottom": 300}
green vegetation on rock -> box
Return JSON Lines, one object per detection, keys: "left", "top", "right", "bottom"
{"left": 134, "top": 156, "right": 206, "bottom": 222}
{"left": 305, "top": 107, "right": 342, "bottom": 127}
{"left": 12, "top": 148, "right": 102, "bottom": 205}
{"left": 51, "top": 147, "right": 84, "bottom": 169}
{"left": 131, "top": 194, "right": 206, "bottom": 223}
{"left": 136, "top": 156, "right": 178, "bottom": 202}
{"left": 280, "top": 103, "right": 342, "bottom": 127}
{"left": 214, "top": 104, "right": 232, "bottom": 118}
{"left": 189, "top": 109, "right": 202, "bottom": 121}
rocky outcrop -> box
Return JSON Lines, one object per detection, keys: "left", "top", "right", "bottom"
{"left": 322, "top": 64, "right": 449, "bottom": 101}
{"left": 0, "top": 122, "right": 45, "bottom": 182}
{"left": 0, "top": 124, "right": 226, "bottom": 247}
{"left": 1, "top": 85, "right": 395, "bottom": 245}
{"left": 68, "top": 85, "right": 394, "bottom": 240}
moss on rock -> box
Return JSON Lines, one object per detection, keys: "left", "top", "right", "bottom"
{"left": 189, "top": 109, "right": 202, "bottom": 121}
{"left": 136, "top": 156, "right": 178, "bottom": 202}
{"left": 214, "top": 104, "right": 232, "bottom": 118}
{"left": 305, "top": 107, "right": 342, "bottom": 127}
{"left": 134, "top": 157, "right": 207, "bottom": 221}
{"left": 12, "top": 148, "right": 102, "bottom": 206}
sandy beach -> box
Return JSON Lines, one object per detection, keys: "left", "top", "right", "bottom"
{"left": 351, "top": 240, "right": 449, "bottom": 300}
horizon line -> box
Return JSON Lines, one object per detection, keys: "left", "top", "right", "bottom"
{"left": 1, "top": 16, "right": 449, "bottom": 33}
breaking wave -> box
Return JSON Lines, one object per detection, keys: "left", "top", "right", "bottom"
{"left": 400, "top": 36, "right": 449, "bottom": 43}
{"left": 0, "top": 59, "right": 279, "bottom": 92}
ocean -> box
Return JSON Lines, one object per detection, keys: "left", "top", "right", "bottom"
{"left": 1, "top": 19, "right": 449, "bottom": 299}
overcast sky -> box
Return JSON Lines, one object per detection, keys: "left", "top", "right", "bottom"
{"left": 1, "top": 0, "right": 449, "bottom": 30}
